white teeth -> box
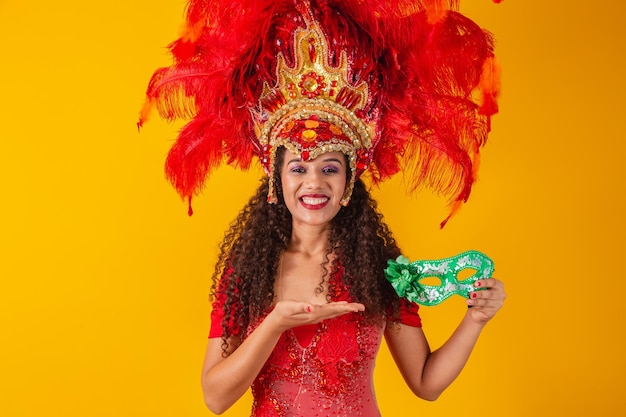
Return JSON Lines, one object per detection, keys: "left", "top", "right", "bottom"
{"left": 302, "top": 197, "right": 328, "bottom": 205}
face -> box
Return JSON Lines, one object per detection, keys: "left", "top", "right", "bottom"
{"left": 280, "top": 149, "right": 348, "bottom": 228}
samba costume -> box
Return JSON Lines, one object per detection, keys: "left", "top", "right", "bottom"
{"left": 209, "top": 265, "right": 422, "bottom": 416}
{"left": 140, "top": 0, "right": 501, "bottom": 415}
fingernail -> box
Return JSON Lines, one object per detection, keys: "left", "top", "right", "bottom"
{"left": 475, "top": 281, "right": 482, "bottom": 287}
{"left": 307, "top": 305, "right": 312, "bottom": 313}
{"left": 471, "top": 292, "right": 478, "bottom": 299}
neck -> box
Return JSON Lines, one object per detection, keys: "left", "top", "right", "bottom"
{"left": 287, "top": 223, "right": 330, "bottom": 256}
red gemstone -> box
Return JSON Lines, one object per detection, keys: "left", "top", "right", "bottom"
{"left": 301, "top": 150, "right": 310, "bottom": 160}
{"left": 309, "top": 44, "right": 316, "bottom": 62}
{"left": 336, "top": 88, "right": 347, "bottom": 102}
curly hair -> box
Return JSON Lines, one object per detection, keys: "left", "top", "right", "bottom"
{"left": 210, "top": 147, "right": 402, "bottom": 352}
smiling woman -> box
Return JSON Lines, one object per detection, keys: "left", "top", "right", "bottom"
{"left": 199, "top": 143, "right": 505, "bottom": 416}
{"left": 3, "top": 0, "right": 626, "bottom": 415}
{"left": 138, "top": 0, "right": 506, "bottom": 415}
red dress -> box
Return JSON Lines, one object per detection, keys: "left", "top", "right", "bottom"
{"left": 209, "top": 268, "right": 421, "bottom": 417}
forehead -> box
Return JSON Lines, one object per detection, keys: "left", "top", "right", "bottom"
{"left": 283, "top": 149, "right": 346, "bottom": 164}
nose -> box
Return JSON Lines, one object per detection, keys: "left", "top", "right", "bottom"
{"left": 303, "top": 168, "right": 324, "bottom": 189}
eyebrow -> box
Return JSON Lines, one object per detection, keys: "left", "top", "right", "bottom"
{"left": 287, "top": 157, "right": 344, "bottom": 165}
{"left": 322, "top": 157, "right": 344, "bottom": 165}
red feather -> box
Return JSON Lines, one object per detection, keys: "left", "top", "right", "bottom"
{"left": 140, "top": 0, "right": 501, "bottom": 224}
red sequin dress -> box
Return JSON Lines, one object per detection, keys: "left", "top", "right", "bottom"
{"left": 209, "top": 269, "right": 421, "bottom": 417}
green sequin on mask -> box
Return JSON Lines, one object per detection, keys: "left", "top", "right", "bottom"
{"left": 385, "top": 250, "right": 494, "bottom": 306}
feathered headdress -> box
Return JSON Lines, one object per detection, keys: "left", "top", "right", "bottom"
{"left": 139, "top": 0, "right": 501, "bottom": 227}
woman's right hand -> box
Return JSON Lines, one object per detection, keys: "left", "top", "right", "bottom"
{"left": 268, "top": 300, "right": 365, "bottom": 333}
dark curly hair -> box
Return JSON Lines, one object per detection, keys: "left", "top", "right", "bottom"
{"left": 210, "top": 147, "right": 402, "bottom": 352}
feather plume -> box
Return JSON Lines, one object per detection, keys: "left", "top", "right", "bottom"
{"left": 424, "top": 0, "right": 449, "bottom": 24}
{"left": 140, "top": 0, "right": 501, "bottom": 224}
{"left": 478, "top": 56, "right": 501, "bottom": 116}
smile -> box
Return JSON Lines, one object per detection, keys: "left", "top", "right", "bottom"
{"left": 300, "top": 195, "right": 330, "bottom": 208}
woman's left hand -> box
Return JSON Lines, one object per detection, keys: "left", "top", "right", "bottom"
{"left": 465, "top": 278, "right": 506, "bottom": 324}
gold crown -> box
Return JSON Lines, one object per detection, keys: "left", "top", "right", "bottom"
{"left": 251, "top": 20, "right": 377, "bottom": 205}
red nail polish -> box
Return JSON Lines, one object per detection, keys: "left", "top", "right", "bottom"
{"left": 471, "top": 292, "right": 478, "bottom": 299}
{"left": 475, "top": 281, "right": 482, "bottom": 287}
{"left": 307, "top": 305, "right": 312, "bottom": 312}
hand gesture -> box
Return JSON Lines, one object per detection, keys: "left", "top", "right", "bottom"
{"left": 268, "top": 300, "right": 365, "bottom": 332}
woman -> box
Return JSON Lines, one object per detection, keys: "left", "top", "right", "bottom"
{"left": 140, "top": 1, "right": 505, "bottom": 415}
{"left": 200, "top": 147, "right": 505, "bottom": 416}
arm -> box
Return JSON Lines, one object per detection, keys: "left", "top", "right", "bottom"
{"left": 385, "top": 278, "right": 505, "bottom": 401}
{"left": 201, "top": 300, "right": 365, "bottom": 414}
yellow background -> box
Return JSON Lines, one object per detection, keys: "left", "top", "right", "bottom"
{"left": 1, "top": 1, "right": 625, "bottom": 416}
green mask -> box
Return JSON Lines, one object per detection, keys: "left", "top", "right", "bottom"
{"left": 385, "top": 250, "right": 494, "bottom": 306}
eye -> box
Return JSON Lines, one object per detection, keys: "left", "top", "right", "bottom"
{"left": 322, "top": 165, "right": 340, "bottom": 174}
{"left": 289, "top": 165, "right": 306, "bottom": 173}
